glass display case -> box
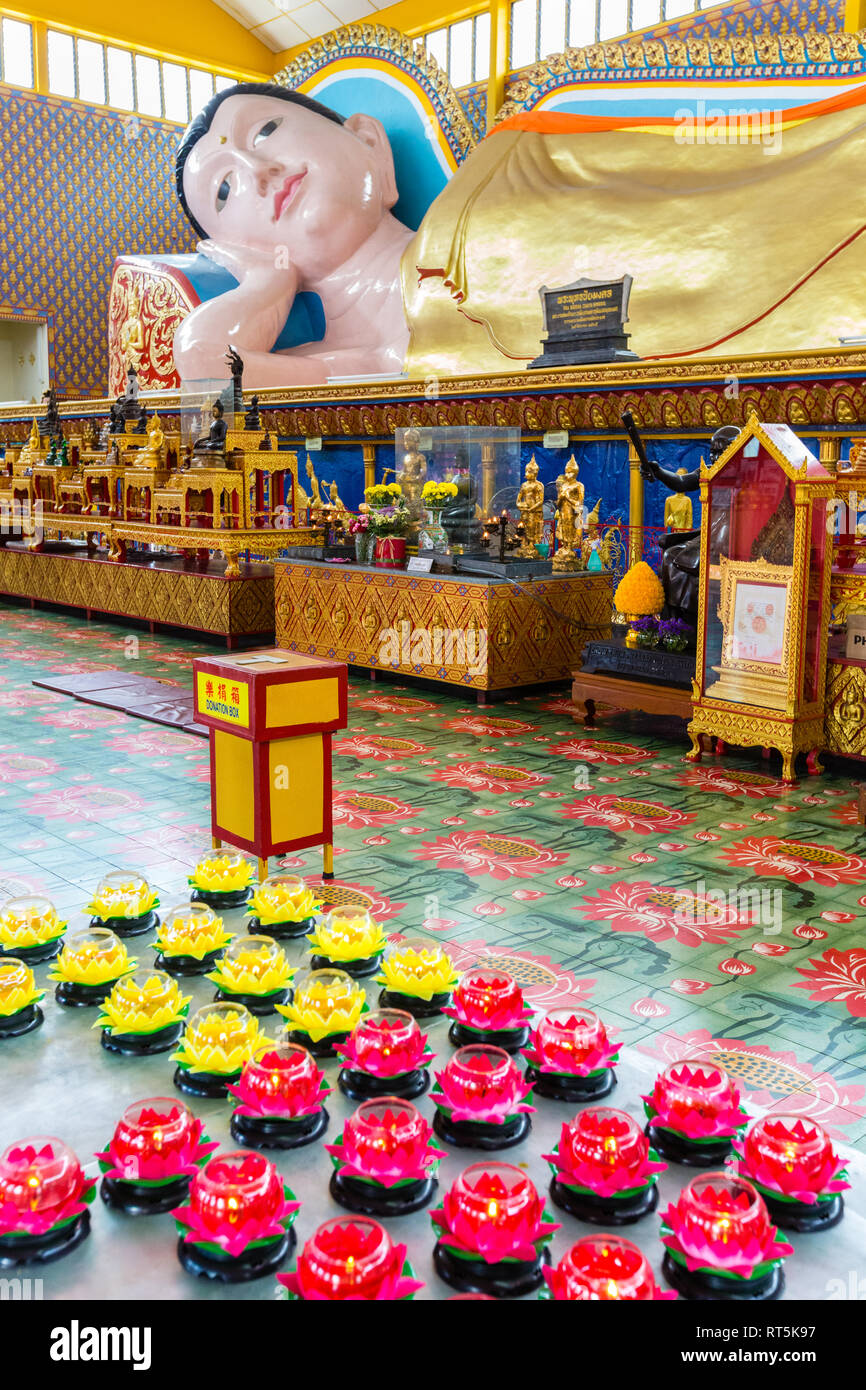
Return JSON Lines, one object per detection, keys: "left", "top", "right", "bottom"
{"left": 688, "top": 416, "right": 834, "bottom": 781}
{"left": 392, "top": 426, "right": 522, "bottom": 555}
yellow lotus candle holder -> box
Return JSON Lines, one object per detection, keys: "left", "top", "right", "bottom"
{"left": 247, "top": 874, "right": 322, "bottom": 939}
{"left": 172, "top": 1002, "right": 266, "bottom": 1097}
{"left": 49, "top": 927, "right": 136, "bottom": 1007}
{"left": 95, "top": 968, "right": 191, "bottom": 1056}
{"left": 377, "top": 938, "right": 460, "bottom": 1019}
{"left": 307, "top": 906, "right": 387, "bottom": 979}
{"left": 0, "top": 895, "right": 67, "bottom": 963}
{"left": 87, "top": 871, "right": 160, "bottom": 938}
{"left": 0, "top": 956, "right": 44, "bottom": 1038}
{"left": 153, "top": 903, "right": 233, "bottom": 977}
{"left": 277, "top": 968, "right": 366, "bottom": 1057}
{"left": 207, "top": 935, "right": 296, "bottom": 1015}
{"left": 189, "top": 853, "right": 255, "bottom": 909}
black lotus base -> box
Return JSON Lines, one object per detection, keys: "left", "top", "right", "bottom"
{"left": 0, "top": 1004, "right": 43, "bottom": 1038}
{"left": 525, "top": 1065, "right": 616, "bottom": 1102}
{"left": 100, "top": 1173, "right": 191, "bottom": 1216}
{"left": 310, "top": 953, "right": 381, "bottom": 979}
{"left": 433, "top": 1109, "right": 531, "bottom": 1151}
{"left": 174, "top": 1066, "right": 240, "bottom": 1099}
{"left": 190, "top": 886, "right": 252, "bottom": 910}
{"left": 550, "top": 1178, "right": 659, "bottom": 1225}
{"left": 55, "top": 979, "right": 116, "bottom": 1008}
{"left": 449, "top": 1022, "right": 531, "bottom": 1055}
{"left": 287, "top": 1029, "right": 350, "bottom": 1059}
{"left": 177, "top": 1228, "right": 295, "bottom": 1284}
{"left": 230, "top": 1107, "right": 329, "bottom": 1151}
{"left": 330, "top": 1170, "right": 436, "bottom": 1217}
{"left": 646, "top": 1123, "right": 733, "bottom": 1167}
{"left": 214, "top": 987, "right": 291, "bottom": 1015}
{"left": 379, "top": 988, "right": 451, "bottom": 1019}
{"left": 763, "top": 1191, "right": 844, "bottom": 1234}
{"left": 433, "top": 1240, "right": 549, "bottom": 1298}
{"left": 100, "top": 1022, "right": 183, "bottom": 1056}
{"left": 246, "top": 916, "right": 313, "bottom": 940}
{"left": 0, "top": 938, "right": 62, "bottom": 964}
{"left": 89, "top": 910, "right": 158, "bottom": 939}
{"left": 338, "top": 1067, "right": 430, "bottom": 1102}
{"left": 154, "top": 949, "right": 221, "bottom": 977}
{"left": 662, "top": 1251, "right": 784, "bottom": 1302}
{"left": 0, "top": 1210, "right": 91, "bottom": 1267}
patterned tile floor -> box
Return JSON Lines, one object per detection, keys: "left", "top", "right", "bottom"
{"left": 2, "top": 605, "right": 865, "bottom": 1151}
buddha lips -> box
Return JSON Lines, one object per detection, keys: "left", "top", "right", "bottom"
{"left": 0, "top": 1138, "right": 95, "bottom": 1265}
{"left": 431, "top": 1045, "right": 534, "bottom": 1149}
{"left": 336, "top": 1008, "right": 433, "bottom": 1101}
{"left": 523, "top": 1007, "right": 619, "bottom": 1101}
{"left": 734, "top": 1115, "right": 849, "bottom": 1232}
{"left": 660, "top": 1173, "right": 793, "bottom": 1301}
{"left": 545, "top": 1107, "right": 666, "bottom": 1224}
{"left": 173, "top": 1150, "right": 299, "bottom": 1282}
{"left": 431, "top": 1163, "right": 558, "bottom": 1298}
{"left": 97, "top": 1099, "right": 218, "bottom": 1215}
{"left": 643, "top": 1061, "right": 749, "bottom": 1165}
{"left": 442, "top": 969, "right": 533, "bottom": 1052}
{"left": 326, "top": 1099, "right": 443, "bottom": 1216}
{"left": 228, "top": 1041, "right": 330, "bottom": 1150}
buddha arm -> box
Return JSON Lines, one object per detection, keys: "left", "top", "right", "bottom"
{"left": 648, "top": 462, "right": 700, "bottom": 493}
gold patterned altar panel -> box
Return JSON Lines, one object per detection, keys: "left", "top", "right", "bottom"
{"left": 825, "top": 661, "right": 866, "bottom": 760}
{"left": 107, "top": 261, "right": 194, "bottom": 398}
{"left": 0, "top": 551, "right": 274, "bottom": 637}
{"left": 830, "top": 568, "right": 866, "bottom": 624}
{"left": 275, "top": 563, "right": 612, "bottom": 691}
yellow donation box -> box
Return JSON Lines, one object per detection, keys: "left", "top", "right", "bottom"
{"left": 192, "top": 648, "right": 348, "bottom": 881}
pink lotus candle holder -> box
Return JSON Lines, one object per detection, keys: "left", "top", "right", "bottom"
{"left": 524, "top": 1006, "right": 619, "bottom": 1101}
{"left": 431, "top": 1044, "right": 535, "bottom": 1150}
{"left": 0, "top": 1137, "right": 95, "bottom": 1266}
{"left": 173, "top": 1149, "right": 299, "bottom": 1283}
{"left": 326, "top": 1098, "right": 444, "bottom": 1217}
{"left": 336, "top": 1008, "right": 434, "bottom": 1101}
{"left": 735, "top": 1114, "right": 849, "bottom": 1233}
{"left": 643, "top": 1060, "right": 749, "bottom": 1166}
{"left": 443, "top": 968, "right": 533, "bottom": 1053}
{"left": 278, "top": 1216, "right": 423, "bottom": 1300}
{"left": 96, "top": 1098, "right": 218, "bottom": 1215}
{"left": 431, "top": 1162, "right": 559, "bottom": 1298}
{"left": 543, "top": 1235, "right": 675, "bottom": 1301}
{"left": 228, "top": 1038, "right": 330, "bottom": 1151}
{"left": 660, "top": 1172, "right": 792, "bottom": 1301}
{"left": 544, "top": 1107, "right": 666, "bottom": 1224}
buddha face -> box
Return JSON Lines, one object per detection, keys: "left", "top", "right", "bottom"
{"left": 181, "top": 94, "right": 399, "bottom": 282}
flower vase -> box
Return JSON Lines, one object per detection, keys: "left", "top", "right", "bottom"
{"left": 354, "top": 533, "right": 373, "bottom": 564}
{"left": 418, "top": 508, "right": 449, "bottom": 555}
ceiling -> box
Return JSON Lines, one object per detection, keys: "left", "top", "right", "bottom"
{"left": 212, "top": 0, "right": 396, "bottom": 53}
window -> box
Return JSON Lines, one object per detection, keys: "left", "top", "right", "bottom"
{"left": 419, "top": 13, "right": 492, "bottom": 88}
{"left": 42, "top": 27, "right": 244, "bottom": 122}
{"left": 511, "top": 0, "right": 714, "bottom": 66}
{"left": 1, "top": 17, "right": 34, "bottom": 88}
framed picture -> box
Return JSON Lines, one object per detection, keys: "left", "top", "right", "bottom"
{"left": 718, "top": 559, "right": 793, "bottom": 679}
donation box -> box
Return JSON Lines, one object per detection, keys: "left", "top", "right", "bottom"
{"left": 192, "top": 648, "right": 348, "bottom": 881}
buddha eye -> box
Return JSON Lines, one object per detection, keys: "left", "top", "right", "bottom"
{"left": 253, "top": 117, "right": 282, "bottom": 146}
{"left": 215, "top": 177, "right": 231, "bottom": 212}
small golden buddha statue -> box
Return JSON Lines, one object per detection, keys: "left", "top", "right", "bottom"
{"left": 120, "top": 282, "right": 144, "bottom": 369}
{"left": 515, "top": 454, "right": 545, "bottom": 556}
{"left": 306, "top": 456, "right": 324, "bottom": 510}
{"left": 553, "top": 455, "right": 584, "bottom": 571}
{"left": 325, "top": 479, "right": 349, "bottom": 515}
{"left": 17, "top": 418, "right": 41, "bottom": 468}
{"left": 135, "top": 412, "right": 165, "bottom": 469}
{"left": 397, "top": 427, "right": 427, "bottom": 518}
{"left": 664, "top": 471, "right": 694, "bottom": 529}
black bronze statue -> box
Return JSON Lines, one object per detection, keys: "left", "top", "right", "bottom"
{"left": 244, "top": 393, "right": 261, "bottom": 431}
{"left": 192, "top": 399, "right": 227, "bottom": 458}
{"left": 226, "top": 347, "right": 244, "bottom": 413}
{"left": 622, "top": 412, "right": 738, "bottom": 624}
{"left": 39, "top": 388, "right": 60, "bottom": 438}
{"left": 123, "top": 366, "right": 140, "bottom": 420}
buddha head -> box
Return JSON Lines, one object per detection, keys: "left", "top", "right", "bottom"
{"left": 176, "top": 82, "right": 400, "bottom": 283}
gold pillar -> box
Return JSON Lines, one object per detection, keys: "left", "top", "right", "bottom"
{"left": 481, "top": 441, "right": 496, "bottom": 514}
{"left": 818, "top": 436, "right": 841, "bottom": 476}
{"left": 627, "top": 438, "right": 643, "bottom": 567}
{"left": 486, "top": 0, "right": 509, "bottom": 131}
{"left": 845, "top": 0, "right": 866, "bottom": 30}
{"left": 362, "top": 443, "right": 376, "bottom": 492}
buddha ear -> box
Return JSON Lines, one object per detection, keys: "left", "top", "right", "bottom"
{"left": 344, "top": 113, "right": 399, "bottom": 208}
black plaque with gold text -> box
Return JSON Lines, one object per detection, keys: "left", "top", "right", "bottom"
{"left": 529, "top": 275, "right": 639, "bottom": 369}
